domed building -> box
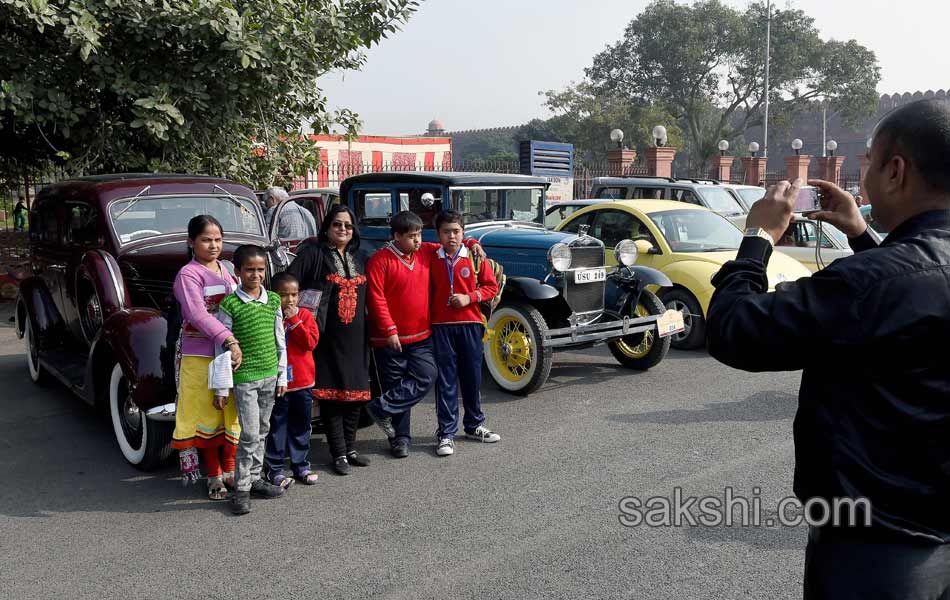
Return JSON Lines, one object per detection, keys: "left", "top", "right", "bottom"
{"left": 426, "top": 118, "right": 445, "bottom": 136}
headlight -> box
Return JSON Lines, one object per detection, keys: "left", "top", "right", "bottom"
{"left": 548, "top": 243, "right": 572, "bottom": 272}
{"left": 614, "top": 239, "right": 638, "bottom": 267}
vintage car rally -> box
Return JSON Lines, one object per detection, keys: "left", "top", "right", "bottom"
{"left": 3, "top": 1, "right": 950, "bottom": 598}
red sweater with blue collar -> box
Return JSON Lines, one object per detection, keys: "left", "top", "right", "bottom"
{"left": 430, "top": 244, "right": 499, "bottom": 326}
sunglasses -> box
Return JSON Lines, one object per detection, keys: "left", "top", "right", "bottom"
{"left": 330, "top": 220, "right": 354, "bottom": 231}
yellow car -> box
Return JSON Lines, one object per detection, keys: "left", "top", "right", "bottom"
{"left": 556, "top": 200, "right": 811, "bottom": 349}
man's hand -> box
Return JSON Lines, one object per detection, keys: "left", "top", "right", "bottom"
{"left": 386, "top": 333, "right": 402, "bottom": 352}
{"left": 805, "top": 179, "right": 868, "bottom": 238}
{"left": 276, "top": 386, "right": 286, "bottom": 398}
{"left": 213, "top": 395, "right": 228, "bottom": 410}
{"left": 745, "top": 178, "right": 801, "bottom": 245}
{"left": 449, "top": 294, "right": 471, "bottom": 308}
{"left": 471, "top": 243, "right": 486, "bottom": 262}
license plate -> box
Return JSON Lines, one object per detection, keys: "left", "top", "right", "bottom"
{"left": 657, "top": 309, "right": 686, "bottom": 338}
{"left": 574, "top": 268, "right": 606, "bottom": 284}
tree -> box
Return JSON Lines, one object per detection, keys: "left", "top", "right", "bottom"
{"left": 521, "top": 81, "right": 683, "bottom": 163}
{"left": 586, "top": 0, "right": 880, "bottom": 170}
{"left": 0, "top": 0, "right": 418, "bottom": 188}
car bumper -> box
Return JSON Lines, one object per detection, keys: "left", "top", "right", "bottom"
{"left": 545, "top": 314, "right": 659, "bottom": 348}
{"left": 145, "top": 402, "right": 176, "bottom": 422}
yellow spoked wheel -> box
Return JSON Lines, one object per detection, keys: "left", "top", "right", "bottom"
{"left": 608, "top": 290, "right": 671, "bottom": 370}
{"left": 484, "top": 303, "right": 553, "bottom": 395}
{"left": 614, "top": 303, "right": 655, "bottom": 359}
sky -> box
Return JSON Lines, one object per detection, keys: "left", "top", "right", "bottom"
{"left": 317, "top": 0, "right": 950, "bottom": 136}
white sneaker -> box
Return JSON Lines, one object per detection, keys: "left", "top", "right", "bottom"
{"left": 436, "top": 437, "right": 455, "bottom": 456}
{"left": 465, "top": 425, "right": 501, "bottom": 443}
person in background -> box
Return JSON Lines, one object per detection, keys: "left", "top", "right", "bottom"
{"left": 264, "top": 186, "right": 317, "bottom": 241}
{"left": 705, "top": 98, "right": 950, "bottom": 598}
{"left": 171, "top": 215, "right": 242, "bottom": 500}
{"left": 13, "top": 197, "right": 26, "bottom": 232}
{"left": 287, "top": 205, "right": 372, "bottom": 476}
{"left": 214, "top": 244, "right": 288, "bottom": 515}
{"left": 429, "top": 210, "right": 501, "bottom": 458}
{"left": 264, "top": 271, "right": 320, "bottom": 487}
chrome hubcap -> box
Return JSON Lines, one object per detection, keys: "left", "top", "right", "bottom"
{"left": 668, "top": 299, "right": 693, "bottom": 342}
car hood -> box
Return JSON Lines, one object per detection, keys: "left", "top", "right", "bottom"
{"left": 465, "top": 223, "right": 575, "bottom": 249}
{"left": 670, "top": 250, "right": 811, "bottom": 286}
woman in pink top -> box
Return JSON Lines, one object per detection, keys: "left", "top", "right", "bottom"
{"left": 172, "top": 215, "right": 244, "bottom": 500}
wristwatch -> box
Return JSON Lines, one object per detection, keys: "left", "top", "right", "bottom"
{"left": 744, "top": 227, "right": 775, "bottom": 247}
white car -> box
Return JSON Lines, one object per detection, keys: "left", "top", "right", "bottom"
{"left": 721, "top": 184, "right": 765, "bottom": 212}
{"left": 771, "top": 215, "right": 881, "bottom": 273}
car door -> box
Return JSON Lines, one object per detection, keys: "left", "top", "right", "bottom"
{"left": 30, "top": 198, "right": 72, "bottom": 323}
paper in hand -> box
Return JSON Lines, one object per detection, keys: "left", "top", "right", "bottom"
{"left": 299, "top": 289, "right": 322, "bottom": 315}
{"left": 208, "top": 350, "right": 234, "bottom": 391}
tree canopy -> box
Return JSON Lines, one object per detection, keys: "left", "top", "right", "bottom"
{"left": 0, "top": 0, "right": 418, "bottom": 189}
{"left": 586, "top": 0, "right": 880, "bottom": 169}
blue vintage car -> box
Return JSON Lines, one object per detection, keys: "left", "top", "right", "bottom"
{"left": 321, "top": 172, "right": 674, "bottom": 395}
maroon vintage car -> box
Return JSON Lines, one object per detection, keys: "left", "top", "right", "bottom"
{"left": 16, "top": 174, "right": 289, "bottom": 469}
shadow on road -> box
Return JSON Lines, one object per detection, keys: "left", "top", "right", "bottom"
{"left": 607, "top": 391, "right": 798, "bottom": 425}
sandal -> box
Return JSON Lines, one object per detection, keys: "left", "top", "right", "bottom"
{"left": 271, "top": 473, "right": 295, "bottom": 490}
{"left": 207, "top": 476, "right": 228, "bottom": 501}
{"left": 295, "top": 470, "right": 319, "bottom": 485}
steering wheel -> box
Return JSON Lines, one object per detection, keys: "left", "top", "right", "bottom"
{"left": 127, "top": 229, "right": 163, "bottom": 240}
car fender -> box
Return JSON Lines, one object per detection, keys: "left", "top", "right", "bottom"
{"left": 87, "top": 308, "right": 172, "bottom": 410}
{"left": 503, "top": 276, "right": 560, "bottom": 301}
{"left": 77, "top": 250, "right": 131, "bottom": 320}
{"left": 15, "top": 276, "right": 65, "bottom": 341}
{"left": 652, "top": 261, "right": 720, "bottom": 316}
{"left": 625, "top": 265, "right": 672, "bottom": 287}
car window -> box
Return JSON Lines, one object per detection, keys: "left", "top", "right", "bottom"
{"left": 398, "top": 187, "right": 443, "bottom": 229}
{"left": 110, "top": 195, "right": 262, "bottom": 245}
{"left": 450, "top": 187, "right": 543, "bottom": 225}
{"left": 66, "top": 203, "right": 100, "bottom": 246}
{"left": 736, "top": 188, "right": 765, "bottom": 208}
{"left": 545, "top": 204, "right": 581, "bottom": 228}
{"left": 590, "top": 209, "right": 638, "bottom": 248}
{"left": 30, "top": 202, "right": 59, "bottom": 244}
{"left": 648, "top": 209, "right": 742, "bottom": 252}
{"left": 670, "top": 189, "right": 703, "bottom": 206}
{"left": 595, "top": 186, "right": 627, "bottom": 200}
{"left": 776, "top": 221, "right": 834, "bottom": 249}
{"left": 560, "top": 211, "right": 594, "bottom": 234}
{"left": 633, "top": 187, "right": 665, "bottom": 200}
{"left": 628, "top": 214, "right": 660, "bottom": 248}
{"left": 355, "top": 190, "right": 393, "bottom": 226}
{"left": 697, "top": 187, "right": 746, "bottom": 216}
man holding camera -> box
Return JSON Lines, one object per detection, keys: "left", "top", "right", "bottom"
{"left": 706, "top": 98, "right": 950, "bottom": 598}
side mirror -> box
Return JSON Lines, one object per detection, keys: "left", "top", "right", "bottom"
{"left": 634, "top": 239, "right": 659, "bottom": 255}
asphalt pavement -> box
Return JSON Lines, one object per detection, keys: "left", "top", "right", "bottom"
{"left": 0, "top": 319, "right": 807, "bottom": 600}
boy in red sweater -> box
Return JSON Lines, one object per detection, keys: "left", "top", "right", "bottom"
{"left": 366, "top": 211, "right": 484, "bottom": 458}
{"left": 264, "top": 272, "right": 320, "bottom": 486}
{"left": 431, "top": 210, "right": 501, "bottom": 457}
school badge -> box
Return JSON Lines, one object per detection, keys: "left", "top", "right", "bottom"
{"left": 460, "top": 267, "right": 471, "bottom": 278}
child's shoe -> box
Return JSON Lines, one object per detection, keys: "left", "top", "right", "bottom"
{"left": 436, "top": 437, "right": 455, "bottom": 457}
{"left": 390, "top": 438, "right": 410, "bottom": 459}
{"left": 249, "top": 478, "right": 284, "bottom": 498}
{"left": 230, "top": 491, "right": 251, "bottom": 515}
{"left": 366, "top": 402, "right": 396, "bottom": 439}
{"left": 464, "top": 425, "right": 501, "bottom": 443}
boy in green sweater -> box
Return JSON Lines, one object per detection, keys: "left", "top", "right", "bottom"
{"left": 214, "top": 244, "right": 288, "bottom": 515}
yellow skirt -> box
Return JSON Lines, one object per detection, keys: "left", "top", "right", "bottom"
{"left": 171, "top": 356, "right": 240, "bottom": 449}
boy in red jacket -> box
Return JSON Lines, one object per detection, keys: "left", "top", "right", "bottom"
{"left": 366, "top": 211, "right": 484, "bottom": 458}
{"left": 264, "top": 272, "right": 320, "bottom": 487}
{"left": 430, "top": 210, "right": 501, "bottom": 457}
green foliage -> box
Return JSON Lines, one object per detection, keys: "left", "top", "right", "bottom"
{"left": 586, "top": 0, "right": 880, "bottom": 169}
{"left": 451, "top": 128, "right": 521, "bottom": 163}
{"left": 0, "top": 0, "right": 418, "bottom": 188}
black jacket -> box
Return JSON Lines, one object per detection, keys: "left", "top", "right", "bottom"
{"left": 707, "top": 210, "right": 950, "bottom": 543}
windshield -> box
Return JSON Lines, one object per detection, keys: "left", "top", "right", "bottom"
{"left": 735, "top": 187, "right": 765, "bottom": 209}
{"left": 649, "top": 209, "right": 743, "bottom": 252}
{"left": 450, "top": 187, "right": 544, "bottom": 225}
{"left": 697, "top": 187, "right": 746, "bottom": 216}
{"left": 545, "top": 203, "right": 583, "bottom": 228}
{"left": 110, "top": 195, "right": 263, "bottom": 245}
{"left": 820, "top": 222, "right": 849, "bottom": 247}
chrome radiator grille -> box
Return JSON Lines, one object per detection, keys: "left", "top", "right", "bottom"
{"left": 563, "top": 238, "right": 605, "bottom": 318}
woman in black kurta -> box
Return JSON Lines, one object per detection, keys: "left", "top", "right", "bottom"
{"left": 286, "top": 205, "right": 372, "bottom": 475}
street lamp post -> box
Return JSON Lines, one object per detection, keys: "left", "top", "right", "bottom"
{"left": 718, "top": 140, "right": 729, "bottom": 156}
{"left": 748, "top": 142, "right": 760, "bottom": 158}
{"left": 763, "top": 0, "right": 772, "bottom": 159}
{"left": 826, "top": 139, "right": 838, "bottom": 157}
{"left": 652, "top": 125, "right": 668, "bottom": 147}
{"left": 610, "top": 128, "right": 624, "bottom": 149}
{"left": 791, "top": 138, "right": 803, "bottom": 156}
